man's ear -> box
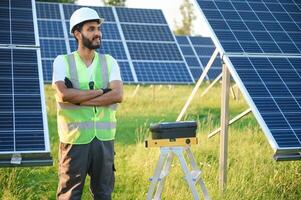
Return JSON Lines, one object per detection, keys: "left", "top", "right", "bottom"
{"left": 74, "top": 30, "right": 81, "bottom": 41}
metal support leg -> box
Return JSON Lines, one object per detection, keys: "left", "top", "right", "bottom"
{"left": 147, "top": 148, "right": 173, "bottom": 200}
{"left": 146, "top": 147, "right": 210, "bottom": 200}
{"left": 153, "top": 151, "right": 173, "bottom": 199}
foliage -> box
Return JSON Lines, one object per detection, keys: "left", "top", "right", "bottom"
{"left": 103, "top": 0, "right": 126, "bottom": 6}
{"left": 0, "top": 85, "right": 300, "bottom": 199}
{"left": 174, "top": 0, "right": 197, "bottom": 35}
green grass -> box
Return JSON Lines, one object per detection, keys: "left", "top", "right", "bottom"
{"left": 0, "top": 84, "right": 301, "bottom": 200}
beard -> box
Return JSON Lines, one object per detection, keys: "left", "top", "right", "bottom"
{"left": 81, "top": 33, "right": 101, "bottom": 50}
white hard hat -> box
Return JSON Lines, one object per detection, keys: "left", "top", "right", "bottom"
{"left": 69, "top": 7, "right": 104, "bottom": 35}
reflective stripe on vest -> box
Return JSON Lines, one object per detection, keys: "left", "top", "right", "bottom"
{"left": 67, "top": 54, "right": 80, "bottom": 89}
{"left": 68, "top": 121, "right": 116, "bottom": 130}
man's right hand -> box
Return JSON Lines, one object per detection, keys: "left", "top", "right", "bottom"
{"left": 64, "top": 77, "right": 73, "bottom": 88}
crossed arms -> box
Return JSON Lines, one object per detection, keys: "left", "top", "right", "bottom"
{"left": 53, "top": 80, "right": 123, "bottom": 106}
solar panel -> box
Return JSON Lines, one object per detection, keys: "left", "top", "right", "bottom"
{"left": 37, "top": 2, "right": 193, "bottom": 84}
{"left": 196, "top": 0, "right": 301, "bottom": 54}
{"left": 37, "top": 2, "right": 135, "bottom": 82}
{"left": 116, "top": 7, "right": 193, "bottom": 83}
{"left": 127, "top": 42, "right": 183, "bottom": 61}
{"left": 196, "top": 0, "right": 301, "bottom": 158}
{"left": 0, "top": 0, "right": 52, "bottom": 166}
{"left": 63, "top": 4, "right": 116, "bottom": 22}
{"left": 118, "top": 61, "right": 135, "bottom": 82}
{"left": 121, "top": 24, "right": 174, "bottom": 41}
{"left": 0, "top": 0, "right": 35, "bottom": 46}
{"left": 229, "top": 56, "right": 301, "bottom": 149}
{"left": 36, "top": 2, "right": 61, "bottom": 19}
{"left": 176, "top": 35, "right": 222, "bottom": 81}
{"left": 116, "top": 7, "right": 167, "bottom": 24}
{"left": 0, "top": 47, "right": 51, "bottom": 165}
{"left": 133, "top": 62, "right": 192, "bottom": 83}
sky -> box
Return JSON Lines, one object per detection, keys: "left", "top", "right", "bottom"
{"left": 76, "top": 0, "right": 211, "bottom": 37}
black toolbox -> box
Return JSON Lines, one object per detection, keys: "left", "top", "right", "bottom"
{"left": 149, "top": 121, "right": 197, "bottom": 139}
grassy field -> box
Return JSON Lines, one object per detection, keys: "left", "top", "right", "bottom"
{"left": 0, "top": 84, "right": 300, "bottom": 200}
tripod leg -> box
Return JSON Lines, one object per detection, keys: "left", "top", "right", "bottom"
{"left": 146, "top": 150, "right": 168, "bottom": 200}
{"left": 175, "top": 148, "right": 200, "bottom": 200}
{"left": 185, "top": 147, "right": 211, "bottom": 200}
{"left": 153, "top": 152, "right": 174, "bottom": 199}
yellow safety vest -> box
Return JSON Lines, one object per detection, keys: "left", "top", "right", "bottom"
{"left": 56, "top": 52, "right": 117, "bottom": 144}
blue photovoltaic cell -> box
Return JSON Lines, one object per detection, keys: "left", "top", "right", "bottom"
{"left": 118, "top": 61, "right": 134, "bottom": 82}
{"left": 127, "top": 42, "right": 183, "bottom": 61}
{"left": 189, "top": 36, "right": 222, "bottom": 80}
{"left": 190, "top": 36, "right": 214, "bottom": 46}
{"left": 69, "top": 40, "right": 127, "bottom": 60}
{"left": 101, "top": 23, "right": 121, "bottom": 40}
{"left": 175, "top": 36, "right": 190, "bottom": 45}
{"left": 184, "top": 56, "right": 200, "bottom": 67}
{"left": 176, "top": 36, "right": 222, "bottom": 81}
{"left": 134, "top": 62, "right": 192, "bottom": 83}
{"left": 63, "top": 4, "right": 115, "bottom": 22}
{"left": 116, "top": 7, "right": 167, "bottom": 24}
{"left": 11, "top": 18, "right": 35, "bottom": 45}
{"left": 180, "top": 46, "right": 195, "bottom": 56}
{"left": 0, "top": 7, "right": 10, "bottom": 44}
{"left": 36, "top": 2, "right": 61, "bottom": 19}
{"left": 37, "top": 2, "right": 193, "bottom": 84}
{"left": 230, "top": 56, "right": 301, "bottom": 149}
{"left": 0, "top": 0, "right": 35, "bottom": 45}
{"left": 121, "top": 24, "right": 174, "bottom": 41}
{"left": 40, "top": 39, "right": 67, "bottom": 58}
{"left": 208, "top": 67, "right": 222, "bottom": 79}
{"left": 65, "top": 22, "right": 121, "bottom": 40}
{"left": 196, "top": 0, "right": 301, "bottom": 54}
{"left": 11, "top": 0, "right": 32, "bottom": 8}
{"left": 0, "top": 0, "right": 8, "bottom": 7}
{"left": 190, "top": 68, "right": 203, "bottom": 80}
{"left": 38, "top": 20, "right": 64, "bottom": 38}
{"left": 42, "top": 59, "right": 54, "bottom": 83}
{"left": 0, "top": 49, "right": 46, "bottom": 152}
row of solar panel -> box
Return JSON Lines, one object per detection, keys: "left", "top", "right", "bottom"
{"left": 36, "top": 3, "right": 169, "bottom": 24}
{"left": 197, "top": 0, "right": 301, "bottom": 54}
{"left": 196, "top": 0, "right": 301, "bottom": 156}
{"left": 37, "top": 2, "right": 222, "bottom": 84}
{"left": 37, "top": 3, "right": 220, "bottom": 83}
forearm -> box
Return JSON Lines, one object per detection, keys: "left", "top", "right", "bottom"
{"left": 58, "top": 88, "right": 103, "bottom": 104}
{"left": 80, "top": 89, "right": 123, "bottom": 106}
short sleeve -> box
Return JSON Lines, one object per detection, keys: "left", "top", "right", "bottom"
{"left": 108, "top": 55, "right": 122, "bottom": 82}
{"left": 52, "top": 55, "right": 67, "bottom": 85}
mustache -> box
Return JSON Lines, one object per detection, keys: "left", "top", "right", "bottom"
{"left": 93, "top": 36, "right": 101, "bottom": 40}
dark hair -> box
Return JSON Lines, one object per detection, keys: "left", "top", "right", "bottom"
{"left": 72, "top": 19, "right": 100, "bottom": 43}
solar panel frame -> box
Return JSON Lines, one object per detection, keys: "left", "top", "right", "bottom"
{"left": 223, "top": 55, "right": 301, "bottom": 153}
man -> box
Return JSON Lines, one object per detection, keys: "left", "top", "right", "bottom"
{"left": 52, "top": 7, "right": 123, "bottom": 200}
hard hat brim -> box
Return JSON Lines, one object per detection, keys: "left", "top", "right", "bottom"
{"left": 70, "top": 18, "right": 105, "bottom": 35}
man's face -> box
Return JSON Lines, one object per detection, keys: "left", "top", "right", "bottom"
{"left": 79, "top": 21, "right": 102, "bottom": 50}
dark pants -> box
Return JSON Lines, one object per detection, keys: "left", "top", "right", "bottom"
{"left": 57, "top": 138, "right": 115, "bottom": 200}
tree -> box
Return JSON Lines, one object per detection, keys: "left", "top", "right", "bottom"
{"left": 173, "top": 0, "right": 196, "bottom": 35}
{"left": 36, "top": 0, "right": 76, "bottom": 3}
{"left": 103, "top": 0, "right": 126, "bottom": 6}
